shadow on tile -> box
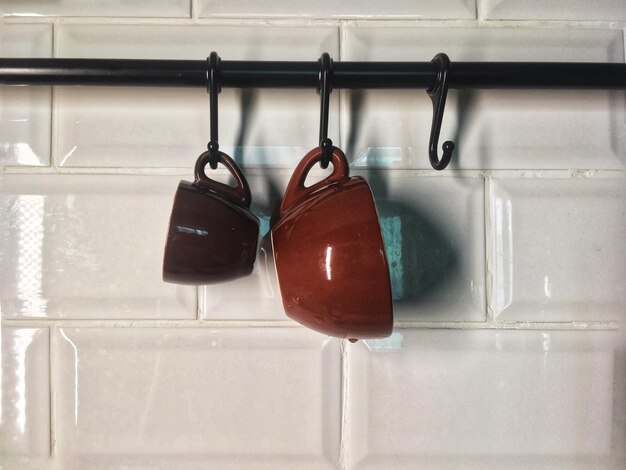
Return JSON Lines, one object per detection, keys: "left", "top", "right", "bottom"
{"left": 367, "top": 171, "right": 461, "bottom": 315}
{"left": 250, "top": 155, "right": 464, "bottom": 320}
{"left": 447, "top": 89, "right": 479, "bottom": 170}
{"left": 343, "top": 88, "right": 484, "bottom": 171}
{"left": 609, "top": 90, "right": 625, "bottom": 165}
{"left": 611, "top": 333, "right": 626, "bottom": 454}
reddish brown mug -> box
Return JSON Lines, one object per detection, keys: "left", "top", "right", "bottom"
{"left": 163, "top": 151, "right": 259, "bottom": 285}
{"left": 271, "top": 146, "right": 393, "bottom": 339}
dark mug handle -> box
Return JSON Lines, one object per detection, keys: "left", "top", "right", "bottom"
{"left": 194, "top": 150, "right": 252, "bottom": 208}
{"left": 280, "top": 146, "right": 350, "bottom": 216}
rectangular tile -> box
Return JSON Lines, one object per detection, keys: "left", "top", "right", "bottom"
{"left": 347, "top": 329, "right": 626, "bottom": 469}
{"left": 2, "top": 0, "right": 189, "bottom": 17}
{"left": 199, "top": 0, "right": 476, "bottom": 19}
{"left": 483, "top": 0, "right": 626, "bottom": 21}
{"left": 56, "top": 328, "right": 341, "bottom": 469}
{"left": 55, "top": 25, "right": 339, "bottom": 168}
{"left": 354, "top": 171, "right": 486, "bottom": 321}
{"left": 343, "top": 27, "right": 625, "bottom": 170}
{"left": 0, "top": 24, "right": 52, "bottom": 167}
{"left": 490, "top": 178, "right": 625, "bottom": 321}
{"left": 0, "top": 175, "right": 196, "bottom": 319}
{"left": 0, "top": 327, "right": 50, "bottom": 457}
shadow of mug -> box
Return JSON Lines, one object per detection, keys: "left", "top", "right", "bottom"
{"left": 375, "top": 199, "right": 459, "bottom": 307}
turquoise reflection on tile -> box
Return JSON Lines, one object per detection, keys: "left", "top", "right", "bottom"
{"left": 362, "top": 332, "right": 404, "bottom": 351}
{"left": 379, "top": 207, "right": 459, "bottom": 304}
{"left": 258, "top": 213, "right": 271, "bottom": 239}
{"left": 380, "top": 215, "right": 404, "bottom": 300}
{"left": 351, "top": 147, "right": 405, "bottom": 167}
{"left": 374, "top": 195, "right": 462, "bottom": 312}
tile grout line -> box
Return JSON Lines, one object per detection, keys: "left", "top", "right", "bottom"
{"left": 393, "top": 321, "right": 620, "bottom": 330}
{"left": 338, "top": 20, "right": 348, "bottom": 60}
{"left": 337, "top": 20, "right": 347, "bottom": 151}
{"left": 49, "top": 21, "right": 59, "bottom": 170}
{"left": 2, "top": 167, "right": 196, "bottom": 176}
{"left": 50, "top": 85, "right": 61, "bottom": 171}
{"left": 1, "top": 319, "right": 619, "bottom": 330}
{"left": 2, "top": 166, "right": 624, "bottom": 178}
{"left": 2, "top": 319, "right": 300, "bottom": 328}
{"left": 2, "top": 16, "right": 624, "bottom": 31}
{"left": 476, "top": 0, "right": 485, "bottom": 22}
{"left": 197, "top": 286, "right": 204, "bottom": 321}
{"left": 338, "top": 339, "right": 350, "bottom": 470}
{"left": 2, "top": 16, "right": 344, "bottom": 28}
{"left": 484, "top": 175, "right": 494, "bottom": 323}
{"left": 49, "top": 326, "right": 58, "bottom": 457}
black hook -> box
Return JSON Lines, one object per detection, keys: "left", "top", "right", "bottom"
{"left": 207, "top": 51, "right": 221, "bottom": 170}
{"left": 427, "top": 53, "right": 455, "bottom": 170}
{"left": 317, "top": 52, "right": 334, "bottom": 169}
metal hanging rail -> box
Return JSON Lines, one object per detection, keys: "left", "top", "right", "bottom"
{"left": 2, "top": 54, "right": 624, "bottom": 170}
{"left": 1, "top": 58, "right": 625, "bottom": 89}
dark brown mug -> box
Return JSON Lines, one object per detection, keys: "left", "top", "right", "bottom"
{"left": 271, "top": 146, "right": 393, "bottom": 339}
{"left": 163, "top": 151, "right": 259, "bottom": 285}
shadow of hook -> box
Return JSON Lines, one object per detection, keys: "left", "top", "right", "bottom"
{"left": 427, "top": 53, "right": 455, "bottom": 171}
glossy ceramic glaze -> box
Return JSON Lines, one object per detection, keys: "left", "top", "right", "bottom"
{"left": 163, "top": 151, "right": 259, "bottom": 285}
{"left": 272, "top": 146, "right": 393, "bottom": 339}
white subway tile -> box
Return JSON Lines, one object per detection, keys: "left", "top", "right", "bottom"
{"left": 0, "top": 327, "right": 50, "bottom": 458}
{"left": 199, "top": 0, "right": 476, "bottom": 19}
{"left": 353, "top": 171, "right": 486, "bottom": 321}
{"left": 0, "top": 175, "right": 196, "bottom": 319}
{"left": 343, "top": 27, "right": 625, "bottom": 169}
{"left": 57, "top": 24, "right": 338, "bottom": 60}
{"left": 347, "top": 329, "right": 626, "bottom": 469}
{"left": 490, "top": 178, "right": 625, "bottom": 322}
{"left": 483, "top": 0, "right": 626, "bottom": 21}
{"left": 0, "top": 24, "right": 52, "bottom": 167}
{"left": 55, "top": 327, "right": 341, "bottom": 469}
{"left": 345, "top": 26, "right": 623, "bottom": 63}
{"left": 2, "top": 0, "right": 190, "bottom": 18}
{"left": 55, "top": 25, "right": 339, "bottom": 168}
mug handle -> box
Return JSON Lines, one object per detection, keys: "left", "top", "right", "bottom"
{"left": 280, "top": 146, "right": 350, "bottom": 216}
{"left": 194, "top": 150, "right": 252, "bottom": 208}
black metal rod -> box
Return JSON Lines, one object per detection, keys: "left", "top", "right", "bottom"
{"left": 0, "top": 58, "right": 624, "bottom": 89}
{"left": 207, "top": 52, "right": 221, "bottom": 170}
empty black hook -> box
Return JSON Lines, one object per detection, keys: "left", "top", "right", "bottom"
{"left": 207, "top": 51, "right": 221, "bottom": 170}
{"left": 427, "top": 53, "right": 455, "bottom": 170}
{"left": 317, "top": 52, "right": 334, "bottom": 169}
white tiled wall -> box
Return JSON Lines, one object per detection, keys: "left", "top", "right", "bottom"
{"left": 1, "top": 2, "right": 624, "bottom": 469}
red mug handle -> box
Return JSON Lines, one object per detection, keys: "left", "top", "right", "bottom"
{"left": 194, "top": 150, "right": 252, "bottom": 208}
{"left": 280, "top": 146, "right": 350, "bottom": 216}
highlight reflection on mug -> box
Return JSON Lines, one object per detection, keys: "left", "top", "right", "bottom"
{"left": 175, "top": 226, "right": 209, "bottom": 236}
